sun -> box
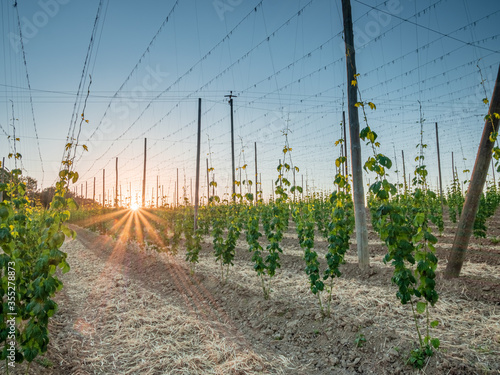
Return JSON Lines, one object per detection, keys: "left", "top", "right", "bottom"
{"left": 130, "top": 203, "right": 140, "bottom": 211}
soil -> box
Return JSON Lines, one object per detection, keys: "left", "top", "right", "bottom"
{"left": 3, "top": 208, "right": 499, "bottom": 375}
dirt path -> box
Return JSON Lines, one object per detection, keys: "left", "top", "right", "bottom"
{"left": 4, "top": 214, "right": 500, "bottom": 374}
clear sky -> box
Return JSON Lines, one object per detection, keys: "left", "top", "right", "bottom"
{"left": 1, "top": 0, "right": 499, "bottom": 205}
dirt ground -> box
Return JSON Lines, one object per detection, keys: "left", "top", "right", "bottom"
{"left": 3, "top": 209, "right": 499, "bottom": 375}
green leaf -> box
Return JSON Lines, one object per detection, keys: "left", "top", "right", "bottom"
{"left": 61, "top": 225, "right": 76, "bottom": 239}
{"left": 377, "top": 154, "right": 392, "bottom": 169}
{"left": 430, "top": 320, "right": 439, "bottom": 328}
{"left": 416, "top": 301, "right": 427, "bottom": 314}
{"left": 430, "top": 338, "right": 440, "bottom": 349}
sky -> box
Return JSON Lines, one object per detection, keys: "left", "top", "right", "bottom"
{"left": 1, "top": 0, "right": 499, "bottom": 206}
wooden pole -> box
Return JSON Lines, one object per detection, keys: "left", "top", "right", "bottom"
{"left": 492, "top": 158, "right": 497, "bottom": 187}
{"left": 194, "top": 98, "right": 202, "bottom": 229}
{"left": 402, "top": 150, "right": 407, "bottom": 192}
{"left": 102, "top": 169, "right": 105, "bottom": 207}
{"left": 156, "top": 175, "right": 159, "bottom": 208}
{"left": 206, "top": 158, "right": 210, "bottom": 205}
{"left": 343, "top": 110, "right": 348, "bottom": 179}
{"left": 176, "top": 168, "right": 179, "bottom": 208}
{"left": 93, "top": 177, "right": 95, "bottom": 202}
{"left": 258, "top": 172, "right": 264, "bottom": 201}
{"left": 445, "top": 64, "right": 500, "bottom": 278}
{"left": 452, "top": 152, "right": 455, "bottom": 180}
{"left": 341, "top": 0, "right": 369, "bottom": 269}
{"left": 225, "top": 91, "right": 237, "bottom": 201}
{"left": 279, "top": 159, "right": 282, "bottom": 188}
{"left": 301, "top": 174, "right": 304, "bottom": 201}
{"left": 142, "top": 138, "right": 147, "bottom": 207}
{"left": 254, "top": 142, "right": 258, "bottom": 204}
{"left": 115, "top": 157, "right": 118, "bottom": 208}
{"left": 435, "top": 123, "right": 444, "bottom": 215}
{"left": 0, "top": 157, "right": 4, "bottom": 202}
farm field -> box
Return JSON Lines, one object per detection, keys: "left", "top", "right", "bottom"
{"left": 2, "top": 1, "right": 500, "bottom": 374}
{"left": 3, "top": 205, "right": 498, "bottom": 375}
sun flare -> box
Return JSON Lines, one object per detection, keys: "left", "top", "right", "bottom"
{"left": 130, "top": 203, "right": 140, "bottom": 211}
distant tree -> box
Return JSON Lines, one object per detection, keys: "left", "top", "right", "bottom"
{"left": 22, "top": 176, "right": 38, "bottom": 193}
{"left": 40, "top": 187, "right": 56, "bottom": 208}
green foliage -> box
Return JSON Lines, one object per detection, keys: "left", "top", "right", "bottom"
{"left": 184, "top": 210, "right": 202, "bottom": 274}
{"left": 292, "top": 203, "right": 324, "bottom": 308}
{"left": 355, "top": 333, "right": 366, "bottom": 348}
{"left": 407, "top": 344, "right": 434, "bottom": 369}
{"left": 212, "top": 206, "right": 241, "bottom": 283}
{"left": 362, "top": 115, "right": 440, "bottom": 366}
{"left": 261, "top": 202, "right": 287, "bottom": 283}
{"left": 0, "top": 166, "right": 74, "bottom": 368}
{"left": 473, "top": 183, "right": 500, "bottom": 238}
{"left": 244, "top": 206, "right": 271, "bottom": 298}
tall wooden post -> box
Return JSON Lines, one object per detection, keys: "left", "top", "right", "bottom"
{"left": 206, "top": 158, "right": 210, "bottom": 204}
{"left": 343, "top": 110, "right": 348, "bottom": 179}
{"left": 402, "top": 150, "right": 407, "bottom": 192}
{"left": 142, "top": 138, "right": 147, "bottom": 207}
{"left": 452, "top": 152, "right": 455, "bottom": 180}
{"left": 194, "top": 98, "right": 202, "bottom": 229}
{"left": 341, "top": 0, "right": 369, "bottom": 269}
{"left": 1, "top": 157, "right": 5, "bottom": 202}
{"left": 93, "top": 177, "right": 96, "bottom": 202}
{"left": 445, "top": 64, "right": 500, "bottom": 278}
{"left": 254, "top": 142, "right": 258, "bottom": 204}
{"left": 435, "top": 123, "right": 444, "bottom": 214}
{"left": 176, "top": 168, "right": 179, "bottom": 208}
{"left": 492, "top": 159, "right": 497, "bottom": 187}
{"left": 301, "top": 174, "right": 304, "bottom": 201}
{"left": 225, "top": 91, "right": 237, "bottom": 201}
{"left": 115, "top": 157, "right": 118, "bottom": 208}
{"left": 156, "top": 175, "right": 159, "bottom": 208}
{"left": 279, "top": 159, "right": 282, "bottom": 188}
{"left": 102, "top": 169, "right": 105, "bottom": 207}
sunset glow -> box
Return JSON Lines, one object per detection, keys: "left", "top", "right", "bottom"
{"left": 130, "top": 203, "right": 140, "bottom": 211}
